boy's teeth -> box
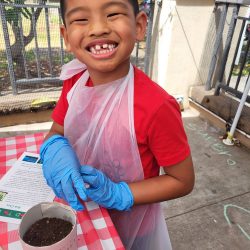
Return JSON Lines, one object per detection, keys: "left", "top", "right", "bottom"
{"left": 95, "top": 45, "right": 101, "bottom": 50}
{"left": 89, "top": 43, "right": 116, "bottom": 55}
{"left": 90, "top": 47, "right": 96, "bottom": 53}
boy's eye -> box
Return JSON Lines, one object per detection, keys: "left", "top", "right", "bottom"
{"left": 72, "top": 19, "right": 88, "bottom": 24}
{"left": 107, "top": 13, "right": 121, "bottom": 18}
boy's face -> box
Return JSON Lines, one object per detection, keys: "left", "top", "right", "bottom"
{"left": 61, "top": 0, "right": 147, "bottom": 83}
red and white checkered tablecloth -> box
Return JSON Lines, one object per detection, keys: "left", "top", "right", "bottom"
{"left": 0, "top": 133, "right": 124, "bottom": 250}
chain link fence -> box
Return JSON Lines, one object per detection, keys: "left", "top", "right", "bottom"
{"left": 0, "top": 0, "right": 154, "bottom": 115}
{"left": 0, "top": 1, "right": 69, "bottom": 95}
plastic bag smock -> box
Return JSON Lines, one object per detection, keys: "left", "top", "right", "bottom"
{"left": 61, "top": 59, "right": 172, "bottom": 250}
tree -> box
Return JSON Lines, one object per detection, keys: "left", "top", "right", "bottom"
{"left": 2, "top": 0, "right": 47, "bottom": 73}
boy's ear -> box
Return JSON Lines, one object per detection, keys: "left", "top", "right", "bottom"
{"left": 60, "top": 25, "right": 72, "bottom": 52}
{"left": 135, "top": 11, "right": 148, "bottom": 41}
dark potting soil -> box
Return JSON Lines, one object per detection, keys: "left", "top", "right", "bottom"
{"left": 23, "top": 217, "right": 73, "bottom": 247}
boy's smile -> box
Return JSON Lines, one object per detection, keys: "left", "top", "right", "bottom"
{"left": 86, "top": 39, "right": 117, "bottom": 59}
{"left": 60, "top": 0, "right": 147, "bottom": 85}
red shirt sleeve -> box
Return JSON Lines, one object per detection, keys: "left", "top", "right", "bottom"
{"left": 52, "top": 83, "right": 70, "bottom": 126}
{"left": 147, "top": 97, "right": 190, "bottom": 167}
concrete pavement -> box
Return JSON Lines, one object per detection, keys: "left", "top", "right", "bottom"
{"left": 163, "top": 110, "right": 250, "bottom": 250}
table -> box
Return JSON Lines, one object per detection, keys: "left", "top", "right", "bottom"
{"left": 0, "top": 133, "right": 124, "bottom": 250}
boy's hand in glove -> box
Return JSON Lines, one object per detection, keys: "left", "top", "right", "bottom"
{"left": 40, "top": 134, "right": 87, "bottom": 210}
{"left": 80, "top": 165, "right": 134, "bottom": 211}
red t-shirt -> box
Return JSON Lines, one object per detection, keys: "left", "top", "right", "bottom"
{"left": 52, "top": 67, "right": 190, "bottom": 179}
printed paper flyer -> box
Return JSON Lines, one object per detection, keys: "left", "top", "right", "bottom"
{"left": 0, "top": 152, "right": 55, "bottom": 224}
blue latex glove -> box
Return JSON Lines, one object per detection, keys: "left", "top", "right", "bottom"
{"left": 80, "top": 165, "right": 134, "bottom": 211}
{"left": 40, "top": 134, "right": 87, "bottom": 210}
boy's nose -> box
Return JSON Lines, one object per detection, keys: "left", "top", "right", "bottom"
{"left": 88, "top": 20, "right": 111, "bottom": 37}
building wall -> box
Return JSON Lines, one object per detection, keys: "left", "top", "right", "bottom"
{"left": 151, "top": 0, "right": 214, "bottom": 107}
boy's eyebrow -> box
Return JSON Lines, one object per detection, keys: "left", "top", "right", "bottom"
{"left": 101, "top": 1, "right": 130, "bottom": 11}
{"left": 66, "top": 1, "right": 130, "bottom": 18}
{"left": 66, "top": 6, "right": 88, "bottom": 18}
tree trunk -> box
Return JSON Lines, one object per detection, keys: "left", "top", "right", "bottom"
{"left": 10, "top": 6, "right": 43, "bottom": 78}
{"left": 11, "top": 24, "right": 26, "bottom": 77}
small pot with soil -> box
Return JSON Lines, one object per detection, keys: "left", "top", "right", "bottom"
{"left": 18, "top": 202, "right": 77, "bottom": 250}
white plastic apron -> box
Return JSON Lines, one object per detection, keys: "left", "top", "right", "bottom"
{"left": 61, "top": 59, "right": 172, "bottom": 250}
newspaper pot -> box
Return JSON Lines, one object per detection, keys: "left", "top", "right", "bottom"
{"left": 18, "top": 202, "right": 77, "bottom": 250}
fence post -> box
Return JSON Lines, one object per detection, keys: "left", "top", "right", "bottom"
{"left": 144, "top": 0, "right": 155, "bottom": 75}
{"left": 217, "top": 5, "right": 239, "bottom": 84}
{"left": 0, "top": 3, "right": 18, "bottom": 95}
{"left": 205, "top": 3, "right": 228, "bottom": 90}
{"left": 223, "top": 74, "right": 250, "bottom": 145}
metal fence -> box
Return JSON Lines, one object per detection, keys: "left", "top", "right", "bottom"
{"left": 0, "top": 2, "right": 66, "bottom": 95}
{"left": 0, "top": 1, "right": 155, "bottom": 95}
{"left": 204, "top": 0, "right": 250, "bottom": 103}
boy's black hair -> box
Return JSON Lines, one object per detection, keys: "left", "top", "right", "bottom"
{"left": 60, "top": 0, "right": 139, "bottom": 25}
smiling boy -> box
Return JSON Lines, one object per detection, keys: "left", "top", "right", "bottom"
{"left": 40, "top": 1, "right": 195, "bottom": 249}
{"left": 60, "top": 0, "right": 144, "bottom": 84}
